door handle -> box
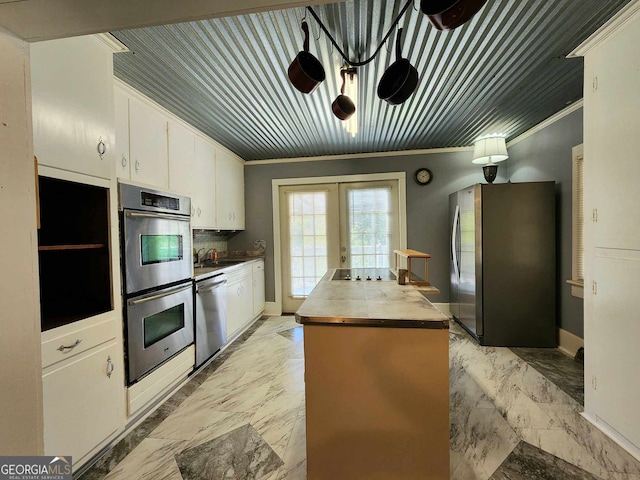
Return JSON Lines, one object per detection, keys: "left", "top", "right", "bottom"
{"left": 128, "top": 284, "right": 192, "bottom": 306}
{"left": 125, "top": 211, "right": 191, "bottom": 222}
{"left": 451, "top": 205, "right": 460, "bottom": 278}
{"left": 106, "top": 355, "right": 115, "bottom": 378}
{"left": 57, "top": 339, "right": 82, "bottom": 352}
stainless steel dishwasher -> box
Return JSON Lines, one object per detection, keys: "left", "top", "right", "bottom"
{"left": 194, "top": 273, "right": 227, "bottom": 369}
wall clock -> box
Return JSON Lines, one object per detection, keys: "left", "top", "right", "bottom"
{"left": 414, "top": 168, "right": 433, "bottom": 185}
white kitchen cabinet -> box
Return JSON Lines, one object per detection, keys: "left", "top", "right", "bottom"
{"left": 31, "top": 35, "right": 114, "bottom": 180}
{"left": 226, "top": 265, "right": 254, "bottom": 341}
{"left": 575, "top": 8, "right": 640, "bottom": 457}
{"left": 215, "top": 149, "right": 245, "bottom": 230}
{"left": 191, "top": 136, "right": 216, "bottom": 228}
{"left": 129, "top": 97, "right": 169, "bottom": 188}
{"left": 168, "top": 120, "right": 196, "bottom": 196}
{"left": 583, "top": 19, "right": 640, "bottom": 251}
{"left": 591, "top": 250, "right": 640, "bottom": 448}
{"left": 42, "top": 339, "right": 124, "bottom": 466}
{"left": 114, "top": 86, "right": 131, "bottom": 179}
{"left": 253, "top": 260, "right": 265, "bottom": 316}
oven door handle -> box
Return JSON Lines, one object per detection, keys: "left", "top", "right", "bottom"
{"left": 128, "top": 284, "right": 192, "bottom": 306}
{"left": 125, "top": 212, "right": 191, "bottom": 222}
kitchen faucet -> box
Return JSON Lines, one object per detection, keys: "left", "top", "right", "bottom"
{"left": 195, "top": 248, "right": 205, "bottom": 264}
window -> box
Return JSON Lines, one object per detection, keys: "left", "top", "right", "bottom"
{"left": 569, "top": 144, "right": 584, "bottom": 298}
{"left": 288, "top": 190, "right": 330, "bottom": 297}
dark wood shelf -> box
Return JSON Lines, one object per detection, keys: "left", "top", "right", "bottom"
{"left": 39, "top": 244, "right": 106, "bottom": 251}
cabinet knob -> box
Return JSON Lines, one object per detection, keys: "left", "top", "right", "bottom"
{"left": 97, "top": 138, "right": 107, "bottom": 159}
{"left": 106, "top": 355, "right": 114, "bottom": 378}
{"left": 121, "top": 155, "right": 128, "bottom": 168}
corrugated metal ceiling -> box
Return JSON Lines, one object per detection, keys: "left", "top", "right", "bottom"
{"left": 112, "top": 0, "right": 630, "bottom": 161}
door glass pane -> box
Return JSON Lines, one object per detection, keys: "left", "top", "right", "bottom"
{"left": 288, "top": 192, "right": 328, "bottom": 297}
{"left": 144, "top": 304, "right": 185, "bottom": 347}
{"left": 347, "top": 187, "right": 392, "bottom": 268}
{"left": 141, "top": 235, "right": 183, "bottom": 264}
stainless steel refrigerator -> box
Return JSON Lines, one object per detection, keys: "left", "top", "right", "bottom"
{"left": 449, "top": 182, "right": 556, "bottom": 347}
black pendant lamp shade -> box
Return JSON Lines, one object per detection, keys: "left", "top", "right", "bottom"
{"left": 420, "top": 0, "right": 489, "bottom": 31}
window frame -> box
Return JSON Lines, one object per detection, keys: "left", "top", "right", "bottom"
{"left": 568, "top": 144, "right": 584, "bottom": 298}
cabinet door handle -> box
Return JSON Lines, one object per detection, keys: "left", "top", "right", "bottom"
{"left": 191, "top": 206, "right": 196, "bottom": 216}
{"left": 106, "top": 355, "right": 114, "bottom": 378}
{"left": 121, "top": 155, "right": 128, "bottom": 168}
{"left": 57, "top": 339, "right": 82, "bottom": 352}
{"left": 135, "top": 160, "right": 140, "bottom": 172}
{"left": 197, "top": 207, "right": 202, "bottom": 217}
{"left": 97, "top": 138, "right": 106, "bottom": 159}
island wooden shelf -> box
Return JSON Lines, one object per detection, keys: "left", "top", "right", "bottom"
{"left": 393, "top": 248, "right": 432, "bottom": 286}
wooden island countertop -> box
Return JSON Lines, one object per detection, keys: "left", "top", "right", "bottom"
{"left": 295, "top": 269, "right": 448, "bottom": 329}
{"left": 295, "top": 269, "right": 450, "bottom": 480}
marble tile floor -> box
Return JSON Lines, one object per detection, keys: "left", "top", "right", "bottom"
{"left": 80, "top": 316, "right": 640, "bottom": 480}
{"left": 509, "top": 346, "right": 584, "bottom": 406}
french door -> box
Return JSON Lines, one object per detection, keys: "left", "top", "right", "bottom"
{"left": 280, "top": 180, "right": 399, "bottom": 312}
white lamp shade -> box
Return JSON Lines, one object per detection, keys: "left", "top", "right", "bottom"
{"left": 472, "top": 136, "right": 509, "bottom": 165}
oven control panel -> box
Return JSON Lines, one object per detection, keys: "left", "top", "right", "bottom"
{"left": 141, "top": 191, "right": 180, "bottom": 210}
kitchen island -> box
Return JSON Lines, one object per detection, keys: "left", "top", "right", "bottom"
{"left": 295, "top": 269, "right": 450, "bottom": 480}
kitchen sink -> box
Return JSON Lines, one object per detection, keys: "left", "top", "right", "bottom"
{"left": 194, "top": 259, "right": 244, "bottom": 269}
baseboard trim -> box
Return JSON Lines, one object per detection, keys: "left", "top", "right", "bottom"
{"left": 582, "top": 412, "right": 640, "bottom": 462}
{"left": 558, "top": 327, "right": 584, "bottom": 357}
{"left": 264, "top": 302, "right": 281, "bottom": 317}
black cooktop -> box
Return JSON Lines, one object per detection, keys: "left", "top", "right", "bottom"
{"left": 331, "top": 268, "right": 396, "bottom": 281}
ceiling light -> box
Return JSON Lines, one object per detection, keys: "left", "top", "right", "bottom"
{"left": 472, "top": 135, "right": 508, "bottom": 183}
{"left": 343, "top": 68, "right": 358, "bottom": 137}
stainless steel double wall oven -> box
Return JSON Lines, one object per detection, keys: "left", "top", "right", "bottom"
{"left": 119, "top": 183, "right": 194, "bottom": 384}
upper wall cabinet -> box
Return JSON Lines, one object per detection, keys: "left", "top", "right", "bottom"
{"left": 114, "top": 87, "right": 131, "bottom": 180}
{"left": 168, "top": 121, "right": 196, "bottom": 196}
{"left": 216, "top": 149, "right": 245, "bottom": 230}
{"left": 129, "top": 98, "right": 169, "bottom": 188}
{"left": 31, "top": 36, "right": 114, "bottom": 180}
{"left": 114, "top": 82, "right": 244, "bottom": 230}
{"left": 583, "top": 17, "right": 640, "bottom": 251}
{"left": 192, "top": 136, "right": 216, "bottom": 228}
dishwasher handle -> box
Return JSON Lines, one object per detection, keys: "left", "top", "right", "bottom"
{"left": 196, "top": 275, "right": 227, "bottom": 293}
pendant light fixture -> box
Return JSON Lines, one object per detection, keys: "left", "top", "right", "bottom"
{"left": 344, "top": 69, "right": 358, "bottom": 136}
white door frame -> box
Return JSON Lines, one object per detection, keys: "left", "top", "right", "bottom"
{"left": 271, "top": 172, "right": 407, "bottom": 316}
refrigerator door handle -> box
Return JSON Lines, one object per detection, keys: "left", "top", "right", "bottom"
{"left": 452, "top": 204, "right": 460, "bottom": 279}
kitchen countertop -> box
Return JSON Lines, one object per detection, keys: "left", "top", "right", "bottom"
{"left": 295, "top": 269, "right": 449, "bottom": 329}
{"left": 193, "top": 256, "right": 264, "bottom": 280}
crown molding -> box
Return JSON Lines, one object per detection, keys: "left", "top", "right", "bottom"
{"left": 95, "top": 33, "right": 129, "bottom": 53}
{"left": 568, "top": 0, "right": 640, "bottom": 57}
{"left": 244, "top": 146, "right": 473, "bottom": 166}
{"left": 507, "top": 99, "right": 583, "bottom": 148}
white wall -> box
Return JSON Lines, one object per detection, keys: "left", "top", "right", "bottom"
{"left": 0, "top": 27, "right": 44, "bottom": 454}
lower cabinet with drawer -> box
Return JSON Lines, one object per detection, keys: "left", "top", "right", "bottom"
{"left": 226, "top": 265, "right": 254, "bottom": 341}
{"left": 41, "top": 316, "right": 125, "bottom": 467}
